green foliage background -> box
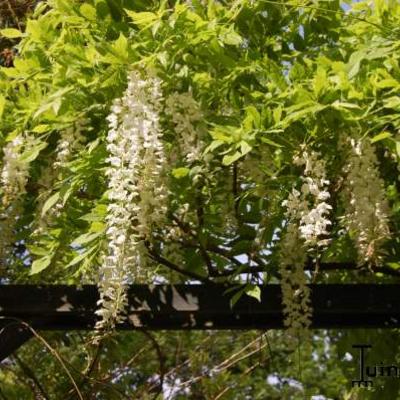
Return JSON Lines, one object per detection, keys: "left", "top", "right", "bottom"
{"left": 1, "top": 0, "right": 400, "bottom": 398}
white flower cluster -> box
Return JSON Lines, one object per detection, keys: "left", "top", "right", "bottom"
{"left": 342, "top": 138, "right": 390, "bottom": 264}
{"left": 291, "top": 149, "right": 332, "bottom": 248}
{"left": 1, "top": 133, "right": 34, "bottom": 207}
{"left": 96, "top": 70, "right": 168, "bottom": 330}
{"left": 279, "top": 149, "right": 331, "bottom": 344}
{"left": 0, "top": 133, "right": 35, "bottom": 268}
{"left": 54, "top": 120, "right": 86, "bottom": 169}
{"left": 34, "top": 161, "right": 59, "bottom": 234}
{"left": 165, "top": 92, "right": 203, "bottom": 164}
{"left": 279, "top": 223, "right": 312, "bottom": 343}
{"left": 35, "top": 120, "right": 87, "bottom": 233}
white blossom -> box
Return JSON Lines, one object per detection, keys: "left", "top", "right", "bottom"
{"left": 279, "top": 149, "right": 332, "bottom": 344}
{"left": 0, "top": 133, "right": 35, "bottom": 268}
{"left": 279, "top": 222, "right": 312, "bottom": 344}
{"left": 96, "top": 70, "right": 168, "bottom": 330}
{"left": 54, "top": 120, "right": 86, "bottom": 169}
{"left": 341, "top": 138, "right": 390, "bottom": 264}
{"left": 1, "top": 133, "right": 34, "bottom": 207}
{"left": 165, "top": 92, "right": 203, "bottom": 164}
{"left": 292, "top": 149, "right": 332, "bottom": 248}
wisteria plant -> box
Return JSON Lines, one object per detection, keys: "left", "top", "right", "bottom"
{"left": 1, "top": 0, "right": 400, "bottom": 342}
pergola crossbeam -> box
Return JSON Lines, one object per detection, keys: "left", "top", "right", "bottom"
{"left": 0, "top": 284, "right": 399, "bottom": 361}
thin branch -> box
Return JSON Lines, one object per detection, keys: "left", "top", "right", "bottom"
{"left": 13, "top": 354, "right": 50, "bottom": 400}
{"left": 139, "top": 330, "right": 165, "bottom": 400}
{"left": 206, "top": 244, "right": 243, "bottom": 268}
{"left": 232, "top": 162, "right": 240, "bottom": 219}
{"left": 207, "top": 261, "right": 400, "bottom": 278}
{"left": 0, "top": 319, "right": 83, "bottom": 400}
{"left": 176, "top": 334, "right": 268, "bottom": 389}
{"left": 258, "top": 0, "right": 392, "bottom": 34}
{"left": 311, "top": 262, "right": 400, "bottom": 277}
{"left": 213, "top": 361, "right": 262, "bottom": 400}
{"left": 195, "top": 189, "right": 217, "bottom": 277}
{"left": 147, "top": 246, "right": 213, "bottom": 283}
{"left": 83, "top": 341, "right": 103, "bottom": 377}
{"left": 65, "top": 340, "right": 104, "bottom": 400}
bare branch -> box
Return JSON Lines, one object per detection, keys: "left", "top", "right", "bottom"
{"left": 13, "top": 354, "right": 50, "bottom": 400}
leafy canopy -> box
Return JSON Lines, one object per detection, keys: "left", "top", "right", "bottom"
{"left": 1, "top": 0, "right": 400, "bottom": 289}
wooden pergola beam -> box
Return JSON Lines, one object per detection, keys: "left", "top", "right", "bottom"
{"left": 0, "top": 284, "right": 399, "bottom": 361}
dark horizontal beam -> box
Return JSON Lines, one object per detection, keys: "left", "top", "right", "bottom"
{"left": 0, "top": 284, "right": 399, "bottom": 330}
{"left": 1, "top": 284, "right": 400, "bottom": 362}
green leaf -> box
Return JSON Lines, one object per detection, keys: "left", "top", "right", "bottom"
{"left": 243, "top": 105, "right": 261, "bottom": 129}
{"left": 0, "top": 95, "right": 5, "bottom": 119}
{"left": 172, "top": 167, "right": 190, "bottom": 179}
{"left": 80, "top": 3, "right": 97, "bottom": 20}
{"left": 229, "top": 287, "right": 246, "bottom": 308}
{"left": 32, "top": 124, "right": 51, "bottom": 133}
{"left": 396, "top": 142, "right": 400, "bottom": 159}
{"left": 347, "top": 49, "right": 365, "bottom": 79}
{"left": 0, "top": 28, "right": 24, "bottom": 38}
{"left": 28, "top": 245, "right": 50, "bottom": 257}
{"left": 20, "top": 142, "right": 48, "bottom": 163}
{"left": 66, "top": 247, "right": 96, "bottom": 268}
{"left": 279, "top": 103, "right": 326, "bottom": 127}
{"left": 30, "top": 256, "right": 52, "bottom": 275}
{"left": 383, "top": 96, "right": 400, "bottom": 109}
{"left": 222, "top": 151, "right": 242, "bottom": 166}
{"left": 125, "top": 10, "right": 158, "bottom": 28}
{"left": 41, "top": 192, "right": 60, "bottom": 217}
{"left": 370, "top": 131, "right": 391, "bottom": 143}
{"left": 89, "top": 221, "right": 105, "bottom": 233}
{"left": 209, "top": 125, "right": 236, "bottom": 144}
{"left": 331, "top": 101, "right": 361, "bottom": 110}
{"left": 112, "top": 33, "right": 128, "bottom": 59}
{"left": 33, "top": 87, "right": 73, "bottom": 119}
{"left": 273, "top": 107, "right": 282, "bottom": 124}
{"left": 386, "top": 262, "right": 400, "bottom": 270}
{"left": 65, "top": 251, "right": 89, "bottom": 268}
{"left": 239, "top": 141, "right": 252, "bottom": 156}
{"left": 259, "top": 136, "right": 282, "bottom": 148}
{"left": 221, "top": 30, "right": 242, "bottom": 46}
{"left": 245, "top": 285, "right": 261, "bottom": 302}
{"left": 71, "top": 231, "right": 102, "bottom": 246}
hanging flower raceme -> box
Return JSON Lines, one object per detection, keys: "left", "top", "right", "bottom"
{"left": 279, "top": 222, "right": 311, "bottom": 342}
{"left": 54, "top": 120, "right": 86, "bottom": 169}
{"left": 96, "top": 70, "right": 168, "bottom": 331}
{"left": 293, "top": 149, "right": 332, "bottom": 249}
{"left": 341, "top": 138, "right": 390, "bottom": 264}
{"left": 34, "top": 121, "right": 87, "bottom": 235}
{"left": 279, "top": 149, "right": 332, "bottom": 344}
{"left": 1, "top": 133, "right": 34, "bottom": 207}
{"left": 165, "top": 92, "right": 203, "bottom": 164}
{"left": 0, "top": 133, "right": 37, "bottom": 268}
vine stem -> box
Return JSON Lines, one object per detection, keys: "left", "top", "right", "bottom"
{"left": 0, "top": 318, "right": 84, "bottom": 400}
{"left": 13, "top": 354, "right": 50, "bottom": 400}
